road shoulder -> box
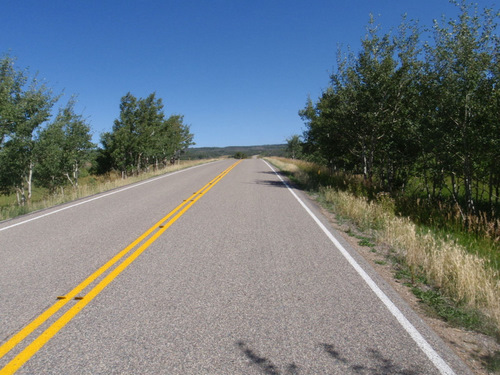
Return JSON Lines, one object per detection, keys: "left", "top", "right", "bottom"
{"left": 314, "top": 197, "right": 500, "bottom": 375}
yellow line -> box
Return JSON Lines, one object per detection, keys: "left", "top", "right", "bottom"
{"left": 0, "top": 160, "right": 241, "bottom": 374}
{"left": 0, "top": 164, "right": 229, "bottom": 359}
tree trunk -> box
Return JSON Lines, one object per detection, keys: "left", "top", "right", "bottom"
{"left": 488, "top": 168, "right": 494, "bottom": 218}
{"left": 362, "top": 145, "right": 368, "bottom": 180}
{"left": 16, "top": 186, "right": 26, "bottom": 206}
{"left": 65, "top": 173, "right": 76, "bottom": 188}
{"left": 27, "top": 161, "right": 33, "bottom": 202}
{"left": 73, "top": 160, "right": 79, "bottom": 187}
{"left": 463, "top": 152, "right": 476, "bottom": 227}
{"left": 136, "top": 153, "right": 142, "bottom": 175}
{"left": 495, "top": 172, "right": 499, "bottom": 207}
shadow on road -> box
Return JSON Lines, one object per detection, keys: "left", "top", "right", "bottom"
{"left": 251, "top": 171, "right": 298, "bottom": 189}
{"left": 236, "top": 341, "right": 300, "bottom": 375}
{"left": 254, "top": 179, "right": 290, "bottom": 188}
{"left": 320, "top": 343, "right": 420, "bottom": 375}
{"left": 236, "top": 340, "right": 420, "bottom": 375}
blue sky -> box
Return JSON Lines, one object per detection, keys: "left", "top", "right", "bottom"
{"left": 1, "top": 1, "right": 496, "bottom": 147}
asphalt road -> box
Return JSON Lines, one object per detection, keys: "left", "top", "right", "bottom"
{"left": 0, "top": 159, "right": 472, "bottom": 374}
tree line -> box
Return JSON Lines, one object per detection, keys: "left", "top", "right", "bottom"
{"left": 297, "top": 1, "right": 500, "bottom": 223}
{"left": 0, "top": 55, "right": 194, "bottom": 205}
{"left": 97, "top": 92, "right": 194, "bottom": 178}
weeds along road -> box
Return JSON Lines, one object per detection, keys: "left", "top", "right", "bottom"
{"left": 0, "top": 159, "right": 472, "bottom": 374}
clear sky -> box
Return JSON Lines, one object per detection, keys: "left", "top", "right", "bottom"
{"left": 0, "top": 1, "right": 496, "bottom": 148}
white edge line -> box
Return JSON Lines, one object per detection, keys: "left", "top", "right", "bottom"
{"left": 263, "top": 160, "right": 456, "bottom": 375}
{"left": 0, "top": 162, "right": 215, "bottom": 232}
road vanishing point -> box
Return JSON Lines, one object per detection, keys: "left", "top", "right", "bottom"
{"left": 0, "top": 159, "right": 472, "bottom": 374}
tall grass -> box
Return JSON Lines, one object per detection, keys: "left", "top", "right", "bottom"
{"left": 266, "top": 157, "right": 500, "bottom": 332}
{"left": 396, "top": 195, "right": 500, "bottom": 245}
{"left": 323, "top": 188, "right": 500, "bottom": 330}
{"left": 0, "top": 159, "right": 215, "bottom": 222}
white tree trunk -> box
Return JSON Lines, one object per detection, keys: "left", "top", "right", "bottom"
{"left": 27, "top": 161, "right": 33, "bottom": 201}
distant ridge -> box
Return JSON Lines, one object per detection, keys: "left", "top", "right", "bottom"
{"left": 182, "top": 144, "right": 287, "bottom": 159}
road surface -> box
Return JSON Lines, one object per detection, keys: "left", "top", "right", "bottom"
{"left": 0, "top": 159, "right": 472, "bottom": 374}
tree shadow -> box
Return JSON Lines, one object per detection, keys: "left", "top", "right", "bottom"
{"left": 320, "top": 343, "right": 420, "bottom": 375}
{"left": 236, "top": 341, "right": 300, "bottom": 375}
{"left": 236, "top": 340, "right": 421, "bottom": 375}
{"left": 254, "top": 179, "right": 291, "bottom": 188}
{"left": 253, "top": 170, "right": 299, "bottom": 189}
{"left": 320, "top": 343, "right": 349, "bottom": 364}
{"left": 259, "top": 171, "right": 283, "bottom": 175}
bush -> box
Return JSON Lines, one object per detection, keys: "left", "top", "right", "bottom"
{"left": 233, "top": 152, "right": 247, "bottom": 159}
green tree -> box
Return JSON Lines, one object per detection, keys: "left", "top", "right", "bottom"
{"left": 485, "top": 35, "right": 500, "bottom": 213}
{"left": 101, "top": 92, "right": 194, "bottom": 176}
{"left": 301, "top": 15, "right": 422, "bottom": 191}
{"left": 0, "top": 55, "right": 57, "bottom": 204}
{"left": 35, "top": 115, "right": 66, "bottom": 193}
{"left": 164, "top": 114, "right": 194, "bottom": 164}
{"left": 299, "top": 1, "right": 500, "bottom": 227}
{"left": 423, "top": 1, "right": 498, "bottom": 221}
{"left": 0, "top": 56, "right": 23, "bottom": 147}
{"left": 233, "top": 151, "right": 247, "bottom": 159}
{"left": 286, "top": 134, "right": 303, "bottom": 159}
{"left": 135, "top": 93, "right": 166, "bottom": 171}
{"left": 36, "top": 98, "right": 95, "bottom": 192}
{"left": 106, "top": 92, "right": 138, "bottom": 178}
{"left": 299, "top": 95, "right": 325, "bottom": 164}
{"left": 61, "top": 99, "right": 94, "bottom": 187}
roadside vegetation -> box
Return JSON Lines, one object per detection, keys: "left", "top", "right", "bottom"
{"left": 266, "top": 156, "right": 500, "bottom": 367}
{"left": 233, "top": 151, "right": 248, "bottom": 159}
{"left": 293, "top": 0, "right": 499, "bottom": 242}
{"left": 280, "top": 0, "right": 500, "bottom": 345}
{"left": 0, "top": 54, "right": 195, "bottom": 220}
{"left": 0, "top": 159, "right": 215, "bottom": 222}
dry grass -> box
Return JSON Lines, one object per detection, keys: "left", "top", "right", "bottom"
{"left": 324, "top": 188, "right": 500, "bottom": 329}
{"left": 0, "top": 159, "right": 216, "bottom": 222}
{"left": 266, "top": 157, "right": 500, "bottom": 332}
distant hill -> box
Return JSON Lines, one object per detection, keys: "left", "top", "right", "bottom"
{"left": 181, "top": 144, "right": 287, "bottom": 159}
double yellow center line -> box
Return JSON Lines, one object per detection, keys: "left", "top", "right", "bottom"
{"left": 0, "top": 160, "right": 241, "bottom": 374}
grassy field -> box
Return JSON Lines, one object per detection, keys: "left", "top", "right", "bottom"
{"left": 0, "top": 159, "right": 216, "bottom": 222}
{"left": 265, "top": 157, "right": 500, "bottom": 339}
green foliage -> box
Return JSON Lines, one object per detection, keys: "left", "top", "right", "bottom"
{"left": 411, "top": 287, "right": 485, "bottom": 331}
{"left": 0, "top": 54, "right": 195, "bottom": 209}
{"left": 35, "top": 98, "right": 95, "bottom": 191}
{"left": 100, "top": 92, "right": 194, "bottom": 177}
{"left": 233, "top": 151, "right": 247, "bottom": 159}
{"left": 286, "top": 134, "right": 303, "bottom": 159}
{"left": 0, "top": 55, "right": 59, "bottom": 203}
{"left": 358, "top": 238, "right": 375, "bottom": 247}
{"left": 300, "top": 14, "right": 424, "bottom": 190}
{"left": 0, "top": 54, "right": 97, "bottom": 204}
{"left": 484, "top": 351, "right": 500, "bottom": 373}
{"left": 299, "top": 1, "right": 500, "bottom": 232}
